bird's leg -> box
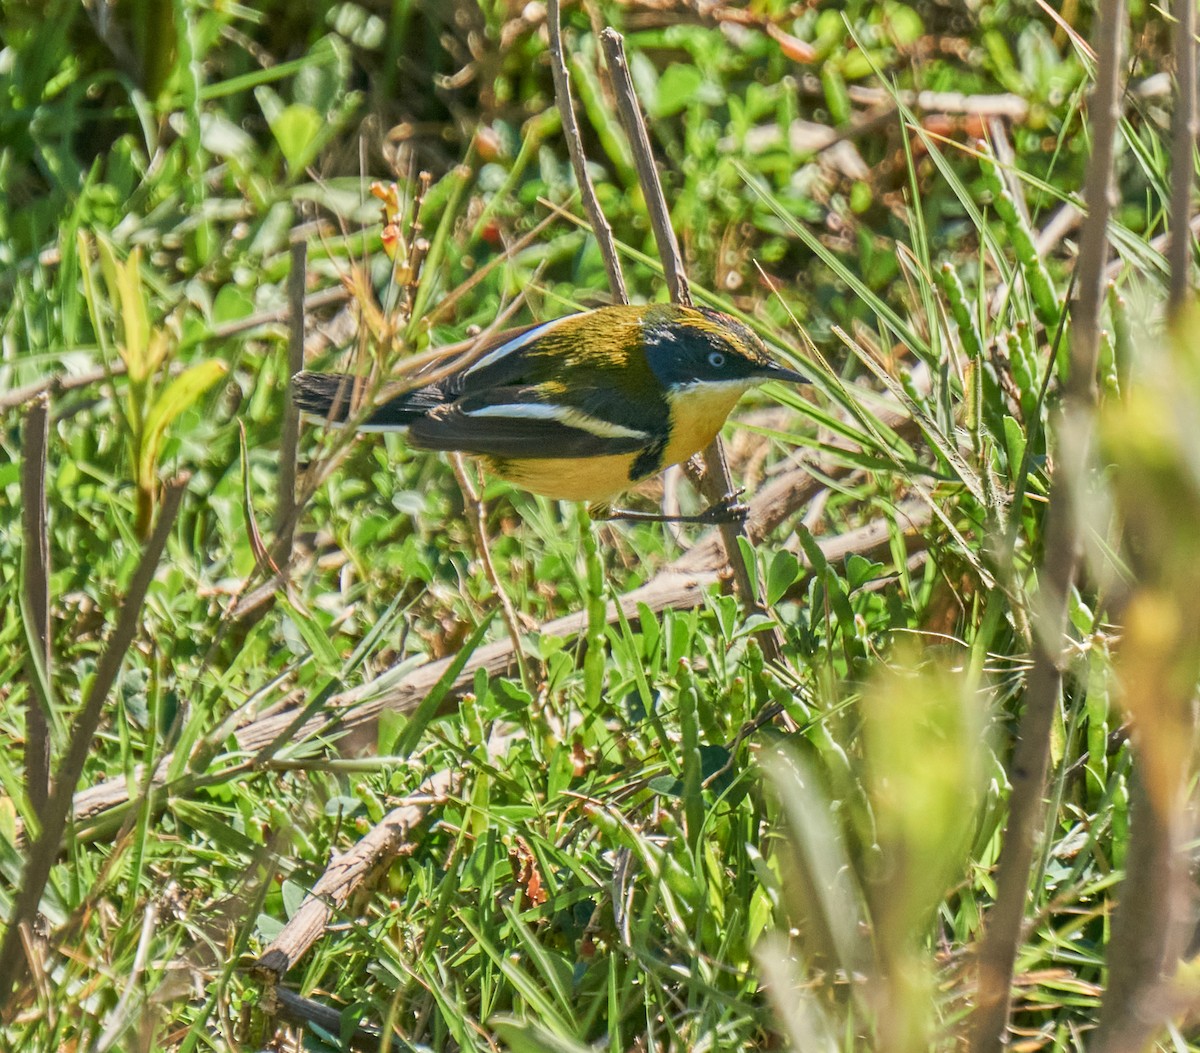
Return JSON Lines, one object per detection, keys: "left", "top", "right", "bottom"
{"left": 590, "top": 489, "right": 749, "bottom": 525}
{"left": 680, "top": 454, "right": 708, "bottom": 490}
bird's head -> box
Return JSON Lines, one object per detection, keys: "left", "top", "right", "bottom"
{"left": 643, "top": 306, "right": 806, "bottom": 392}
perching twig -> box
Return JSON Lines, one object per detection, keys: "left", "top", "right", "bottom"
{"left": 969, "top": 2, "right": 1127, "bottom": 1049}
{"left": 20, "top": 394, "right": 52, "bottom": 820}
{"left": 0, "top": 473, "right": 190, "bottom": 998}
{"left": 547, "top": 0, "right": 627, "bottom": 301}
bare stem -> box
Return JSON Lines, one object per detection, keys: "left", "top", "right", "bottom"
{"left": 20, "top": 394, "right": 52, "bottom": 820}
{"left": 1168, "top": 0, "right": 1198, "bottom": 320}
{"left": 450, "top": 453, "right": 533, "bottom": 691}
{"left": 253, "top": 770, "right": 454, "bottom": 980}
{"left": 272, "top": 237, "right": 307, "bottom": 570}
{"left": 598, "top": 28, "right": 691, "bottom": 308}
{"left": 547, "top": 0, "right": 627, "bottom": 302}
{"left": 969, "top": 2, "right": 1127, "bottom": 1049}
{"left": 1089, "top": 2, "right": 1199, "bottom": 1046}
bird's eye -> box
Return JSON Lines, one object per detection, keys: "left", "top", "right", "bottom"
{"left": 708, "top": 351, "right": 726, "bottom": 368}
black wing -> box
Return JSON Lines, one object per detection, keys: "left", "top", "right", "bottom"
{"left": 407, "top": 385, "right": 652, "bottom": 459}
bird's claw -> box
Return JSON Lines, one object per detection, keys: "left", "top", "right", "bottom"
{"left": 697, "top": 489, "right": 749, "bottom": 524}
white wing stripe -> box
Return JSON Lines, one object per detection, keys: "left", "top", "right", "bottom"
{"left": 463, "top": 402, "right": 649, "bottom": 440}
{"left": 461, "top": 312, "right": 590, "bottom": 378}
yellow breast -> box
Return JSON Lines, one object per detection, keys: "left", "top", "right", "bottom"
{"left": 660, "top": 383, "right": 752, "bottom": 469}
{"left": 480, "top": 382, "right": 753, "bottom": 503}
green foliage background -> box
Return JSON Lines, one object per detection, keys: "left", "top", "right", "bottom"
{"left": 0, "top": 0, "right": 1189, "bottom": 1050}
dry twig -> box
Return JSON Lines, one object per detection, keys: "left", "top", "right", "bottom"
{"left": 1090, "top": 2, "right": 1198, "bottom": 1048}
{"left": 271, "top": 238, "right": 308, "bottom": 570}
{"left": 547, "top": 0, "right": 627, "bottom": 301}
{"left": 253, "top": 770, "right": 455, "bottom": 980}
{"left": 20, "top": 394, "right": 52, "bottom": 820}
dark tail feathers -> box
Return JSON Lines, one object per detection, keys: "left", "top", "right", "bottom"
{"left": 292, "top": 371, "right": 426, "bottom": 429}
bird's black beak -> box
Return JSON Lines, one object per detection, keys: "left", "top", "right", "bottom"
{"left": 758, "top": 359, "right": 807, "bottom": 385}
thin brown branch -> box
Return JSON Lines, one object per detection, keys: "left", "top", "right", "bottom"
{"left": 0, "top": 288, "right": 350, "bottom": 418}
{"left": 1090, "top": 4, "right": 1200, "bottom": 1047}
{"left": 969, "top": 2, "right": 1127, "bottom": 1049}
{"left": 548, "top": 0, "right": 628, "bottom": 302}
{"left": 210, "top": 286, "right": 350, "bottom": 341}
{"left": 266, "top": 988, "right": 381, "bottom": 1049}
{"left": 0, "top": 473, "right": 190, "bottom": 998}
{"left": 271, "top": 238, "right": 307, "bottom": 569}
{"left": 451, "top": 454, "right": 533, "bottom": 690}
{"left": 20, "top": 394, "right": 52, "bottom": 820}
{"left": 845, "top": 85, "right": 1032, "bottom": 119}
{"left": 598, "top": 28, "right": 691, "bottom": 308}
{"left": 0, "top": 363, "right": 127, "bottom": 414}
{"left": 1168, "top": 0, "right": 1198, "bottom": 320}
{"left": 253, "top": 770, "right": 455, "bottom": 980}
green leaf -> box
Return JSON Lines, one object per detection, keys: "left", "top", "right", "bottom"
{"left": 199, "top": 112, "right": 255, "bottom": 160}
{"left": 653, "top": 63, "right": 703, "bottom": 118}
{"left": 1003, "top": 414, "right": 1027, "bottom": 477}
{"left": 767, "top": 549, "right": 801, "bottom": 606}
{"left": 280, "top": 596, "right": 342, "bottom": 672}
{"left": 212, "top": 284, "right": 255, "bottom": 325}
{"left": 281, "top": 879, "right": 307, "bottom": 918}
{"left": 269, "top": 103, "right": 323, "bottom": 174}
{"left": 494, "top": 1017, "right": 592, "bottom": 1053}
{"left": 845, "top": 554, "right": 883, "bottom": 591}
{"left": 137, "top": 359, "right": 228, "bottom": 487}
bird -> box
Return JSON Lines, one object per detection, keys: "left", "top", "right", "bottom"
{"left": 293, "top": 303, "right": 805, "bottom": 522}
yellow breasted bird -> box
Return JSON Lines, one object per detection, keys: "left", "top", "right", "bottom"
{"left": 293, "top": 303, "right": 805, "bottom": 522}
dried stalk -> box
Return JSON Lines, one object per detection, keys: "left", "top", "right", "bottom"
{"left": 547, "top": 0, "right": 627, "bottom": 301}
{"left": 451, "top": 454, "right": 532, "bottom": 690}
{"left": 0, "top": 288, "right": 349, "bottom": 417}
{"left": 1090, "top": 2, "right": 1199, "bottom": 1047}
{"left": 598, "top": 28, "right": 691, "bottom": 307}
{"left": 20, "top": 394, "right": 52, "bottom": 820}
{"left": 969, "top": 2, "right": 1127, "bottom": 1049}
{"left": 1167, "top": 0, "right": 1198, "bottom": 320}
{"left": 0, "top": 474, "right": 190, "bottom": 997}
{"left": 272, "top": 238, "right": 308, "bottom": 571}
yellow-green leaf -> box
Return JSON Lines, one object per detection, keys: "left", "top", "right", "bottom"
{"left": 137, "top": 359, "right": 227, "bottom": 487}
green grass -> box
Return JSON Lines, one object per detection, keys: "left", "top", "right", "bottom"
{"left": 0, "top": 0, "right": 1193, "bottom": 1050}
